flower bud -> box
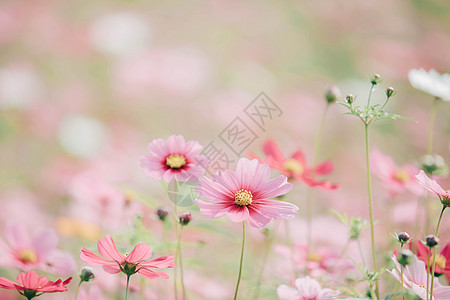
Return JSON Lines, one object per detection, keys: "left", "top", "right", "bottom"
{"left": 386, "top": 87, "right": 395, "bottom": 98}
{"left": 156, "top": 207, "right": 169, "bottom": 221}
{"left": 370, "top": 73, "right": 382, "bottom": 85}
{"left": 80, "top": 267, "right": 95, "bottom": 282}
{"left": 421, "top": 154, "right": 448, "bottom": 177}
{"left": 345, "top": 94, "right": 354, "bottom": 104}
{"left": 324, "top": 85, "right": 340, "bottom": 103}
{"left": 397, "top": 232, "right": 411, "bottom": 243}
{"left": 425, "top": 235, "right": 439, "bottom": 248}
{"left": 397, "top": 249, "right": 413, "bottom": 266}
{"left": 179, "top": 211, "right": 191, "bottom": 226}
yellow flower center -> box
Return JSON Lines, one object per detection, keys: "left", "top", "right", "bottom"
{"left": 393, "top": 169, "right": 411, "bottom": 183}
{"left": 18, "top": 249, "right": 38, "bottom": 264}
{"left": 166, "top": 154, "right": 186, "bottom": 169}
{"left": 307, "top": 252, "right": 323, "bottom": 262}
{"left": 283, "top": 159, "right": 304, "bottom": 175}
{"left": 234, "top": 189, "right": 253, "bottom": 206}
{"left": 429, "top": 254, "right": 447, "bottom": 270}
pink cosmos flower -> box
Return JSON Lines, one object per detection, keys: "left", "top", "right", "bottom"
{"left": 276, "top": 243, "right": 353, "bottom": 278}
{"left": 249, "top": 139, "right": 338, "bottom": 189}
{"left": 388, "top": 254, "right": 450, "bottom": 300}
{"left": 0, "top": 271, "right": 71, "bottom": 299}
{"left": 140, "top": 135, "right": 208, "bottom": 183}
{"left": 80, "top": 235, "right": 176, "bottom": 279}
{"left": 415, "top": 170, "right": 450, "bottom": 206}
{"left": 409, "top": 241, "right": 450, "bottom": 283}
{"left": 277, "top": 276, "right": 340, "bottom": 300}
{"left": 370, "top": 149, "right": 422, "bottom": 197}
{"left": 0, "top": 223, "right": 75, "bottom": 276}
{"left": 195, "top": 158, "right": 298, "bottom": 228}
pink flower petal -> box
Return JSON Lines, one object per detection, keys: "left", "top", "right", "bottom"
{"left": 126, "top": 243, "right": 152, "bottom": 263}
{"left": 196, "top": 200, "right": 230, "bottom": 219}
{"left": 226, "top": 205, "right": 249, "bottom": 223}
{"left": 262, "top": 139, "right": 285, "bottom": 163}
{"left": 80, "top": 247, "right": 116, "bottom": 266}
{"left": 97, "top": 235, "right": 125, "bottom": 262}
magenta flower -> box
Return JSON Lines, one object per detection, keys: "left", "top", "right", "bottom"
{"left": 370, "top": 149, "right": 422, "bottom": 197}
{"left": 277, "top": 276, "right": 340, "bottom": 300}
{"left": 415, "top": 170, "right": 450, "bottom": 206}
{"left": 140, "top": 135, "right": 208, "bottom": 182}
{"left": 80, "top": 235, "right": 176, "bottom": 280}
{"left": 249, "top": 139, "right": 338, "bottom": 189}
{"left": 0, "top": 223, "right": 75, "bottom": 276}
{"left": 388, "top": 254, "right": 450, "bottom": 300}
{"left": 195, "top": 158, "right": 298, "bottom": 228}
{"left": 0, "top": 271, "right": 71, "bottom": 299}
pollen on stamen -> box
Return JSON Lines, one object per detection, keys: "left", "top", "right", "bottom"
{"left": 234, "top": 189, "right": 253, "bottom": 206}
{"left": 166, "top": 154, "right": 187, "bottom": 169}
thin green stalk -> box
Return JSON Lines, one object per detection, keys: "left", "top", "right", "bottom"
{"left": 172, "top": 182, "right": 180, "bottom": 300}
{"left": 306, "top": 104, "right": 330, "bottom": 252}
{"left": 430, "top": 206, "right": 446, "bottom": 298}
{"left": 400, "top": 244, "right": 405, "bottom": 300}
{"left": 177, "top": 226, "right": 186, "bottom": 300}
{"left": 234, "top": 222, "right": 246, "bottom": 300}
{"left": 426, "top": 249, "right": 431, "bottom": 300}
{"left": 364, "top": 123, "right": 379, "bottom": 299}
{"left": 252, "top": 222, "right": 279, "bottom": 300}
{"left": 427, "top": 98, "right": 439, "bottom": 155}
{"left": 74, "top": 281, "right": 82, "bottom": 300}
{"left": 400, "top": 265, "right": 405, "bottom": 300}
{"left": 126, "top": 275, "right": 130, "bottom": 300}
{"left": 357, "top": 238, "right": 367, "bottom": 268}
{"left": 366, "top": 84, "right": 375, "bottom": 112}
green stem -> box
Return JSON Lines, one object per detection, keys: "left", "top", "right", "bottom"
{"left": 400, "top": 244, "right": 405, "bottom": 300}
{"left": 306, "top": 104, "right": 330, "bottom": 253}
{"left": 364, "top": 123, "right": 379, "bottom": 299}
{"left": 426, "top": 249, "right": 431, "bottom": 300}
{"left": 430, "top": 206, "right": 446, "bottom": 298}
{"left": 234, "top": 222, "right": 246, "bottom": 300}
{"left": 172, "top": 182, "right": 179, "bottom": 300}
{"left": 400, "top": 265, "right": 405, "bottom": 300}
{"left": 74, "top": 281, "right": 82, "bottom": 300}
{"left": 357, "top": 238, "right": 367, "bottom": 268}
{"left": 427, "top": 98, "right": 439, "bottom": 155}
{"left": 366, "top": 84, "right": 375, "bottom": 112}
{"left": 177, "top": 226, "right": 186, "bottom": 300}
{"left": 126, "top": 275, "right": 130, "bottom": 300}
{"left": 252, "top": 223, "right": 278, "bottom": 300}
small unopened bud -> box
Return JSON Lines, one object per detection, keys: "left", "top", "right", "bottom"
{"left": 386, "top": 87, "right": 395, "bottom": 98}
{"left": 370, "top": 73, "right": 382, "bottom": 85}
{"left": 421, "top": 154, "right": 448, "bottom": 177}
{"left": 80, "top": 267, "right": 95, "bottom": 282}
{"left": 156, "top": 207, "right": 169, "bottom": 221}
{"left": 397, "top": 249, "right": 413, "bottom": 266}
{"left": 397, "top": 232, "right": 411, "bottom": 244}
{"left": 179, "top": 212, "right": 191, "bottom": 226}
{"left": 345, "top": 94, "right": 354, "bottom": 104}
{"left": 425, "top": 235, "right": 439, "bottom": 248}
{"left": 324, "top": 85, "right": 340, "bottom": 103}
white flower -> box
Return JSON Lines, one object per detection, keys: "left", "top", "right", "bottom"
{"left": 408, "top": 68, "right": 450, "bottom": 101}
